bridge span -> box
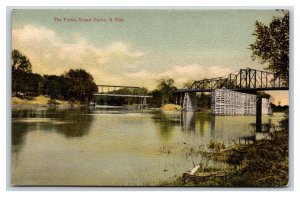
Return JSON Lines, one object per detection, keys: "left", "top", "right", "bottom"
{"left": 175, "top": 67, "right": 288, "bottom": 93}
{"left": 174, "top": 67, "right": 289, "bottom": 113}
{"left": 93, "top": 84, "right": 152, "bottom": 107}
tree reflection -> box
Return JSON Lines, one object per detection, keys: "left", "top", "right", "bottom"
{"left": 151, "top": 111, "right": 214, "bottom": 142}
{"left": 249, "top": 118, "right": 273, "bottom": 133}
{"left": 11, "top": 108, "right": 94, "bottom": 147}
{"left": 55, "top": 110, "right": 93, "bottom": 138}
{"left": 11, "top": 123, "right": 30, "bottom": 152}
{"left": 151, "top": 111, "right": 179, "bottom": 142}
{"left": 195, "top": 113, "right": 211, "bottom": 136}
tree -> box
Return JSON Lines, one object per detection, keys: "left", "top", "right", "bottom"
{"left": 43, "top": 75, "right": 65, "bottom": 99}
{"left": 157, "top": 78, "right": 177, "bottom": 105}
{"left": 25, "top": 73, "right": 43, "bottom": 96}
{"left": 11, "top": 49, "right": 32, "bottom": 73}
{"left": 197, "top": 93, "right": 211, "bottom": 108}
{"left": 149, "top": 89, "right": 162, "bottom": 107}
{"left": 249, "top": 10, "right": 289, "bottom": 84}
{"left": 64, "top": 69, "right": 98, "bottom": 103}
{"left": 11, "top": 49, "right": 43, "bottom": 96}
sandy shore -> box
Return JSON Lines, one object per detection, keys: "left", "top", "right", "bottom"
{"left": 11, "top": 95, "right": 79, "bottom": 108}
{"left": 161, "top": 104, "right": 182, "bottom": 111}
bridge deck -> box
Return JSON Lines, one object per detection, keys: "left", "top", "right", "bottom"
{"left": 96, "top": 85, "right": 140, "bottom": 89}
{"left": 175, "top": 87, "right": 289, "bottom": 93}
{"left": 94, "top": 93, "right": 152, "bottom": 98}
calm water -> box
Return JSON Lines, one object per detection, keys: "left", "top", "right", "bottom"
{"left": 11, "top": 107, "right": 285, "bottom": 186}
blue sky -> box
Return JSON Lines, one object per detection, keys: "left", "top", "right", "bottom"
{"left": 12, "top": 9, "right": 288, "bottom": 105}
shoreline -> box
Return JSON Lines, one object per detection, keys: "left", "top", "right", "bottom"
{"left": 11, "top": 95, "right": 85, "bottom": 109}
{"left": 160, "top": 123, "right": 289, "bottom": 187}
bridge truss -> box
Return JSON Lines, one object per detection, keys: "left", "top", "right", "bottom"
{"left": 174, "top": 68, "right": 288, "bottom": 114}
{"left": 93, "top": 85, "right": 152, "bottom": 107}
{"left": 175, "top": 67, "right": 288, "bottom": 93}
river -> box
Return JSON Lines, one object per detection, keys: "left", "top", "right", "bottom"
{"left": 11, "top": 107, "right": 285, "bottom": 186}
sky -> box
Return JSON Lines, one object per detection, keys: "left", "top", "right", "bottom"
{"left": 12, "top": 9, "right": 289, "bottom": 105}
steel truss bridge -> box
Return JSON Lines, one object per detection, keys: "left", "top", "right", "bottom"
{"left": 93, "top": 85, "right": 152, "bottom": 106}
{"left": 175, "top": 67, "right": 288, "bottom": 93}
{"left": 174, "top": 67, "right": 289, "bottom": 114}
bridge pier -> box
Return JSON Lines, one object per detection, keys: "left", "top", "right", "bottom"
{"left": 256, "top": 95, "right": 262, "bottom": 132}
{"left": 182, "top": 92, "right": 197, "bottom": 111}
{"left": 140, "top": 97, "right": 148, "bottom": 108}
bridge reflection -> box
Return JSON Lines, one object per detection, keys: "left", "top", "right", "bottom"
{"left": 155, "top": 111, "right": 276, "bottom": 145}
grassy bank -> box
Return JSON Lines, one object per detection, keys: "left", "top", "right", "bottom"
{"left": 160, "top": 117, "right": 289, "bottom": 187}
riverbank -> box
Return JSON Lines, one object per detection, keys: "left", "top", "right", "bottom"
{"left": 161, "top": 104, "right": 182, "bottom": 111}
{"left": 160, "top": 118, "right": 289, "bottom": 187}
{"left": 12, "top": 95, "right": 82, "bottom": 108}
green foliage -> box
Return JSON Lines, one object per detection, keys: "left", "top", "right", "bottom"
{"left": 148, "top": 89, "right": 162, "bottom": 107}
{"left": 197, "top": 93, "right": 211, "bottom": 108}
{"left": 11, "top": 49, "right": 32, "bottom": 73}
{"left": 162, "top": 115, "right": 289, "bottom": 187}
{"left": 207, "top": 140, "right": 225, "bottom": 152}
{"left": 279, "top": 110, "right": 289, "bottom": 131}
{"left": 156, "top": 78, "right": 177, "bottom": 105}
{"left": 148, "top": 78, "right": 178, "bottom": 107}
{"left": 12, "top": 69, "right": 43, "bottom": 96}
{"left": 203, "top": 127, "right": 288, "bottom": 186}
{"left": 12, "top": 50, "right": 98, "bottom": 103}
{"left": 95, "top": 87, "right": 148, "bottom": 106}
{"left": 250, "top": 10, "right": 289, "bottom": 83}
{"left": 11, "top": 50, "right": 43, "bottom": 96}
{"left": 43, "top": 75, "right": 65, "bottom": 99}
{"left": 63, "top": 69, "right": 98, "bottom": 103}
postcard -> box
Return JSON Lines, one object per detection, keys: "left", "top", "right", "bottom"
{"left": 11, "top": 9, "right": 289, "bottom": 187}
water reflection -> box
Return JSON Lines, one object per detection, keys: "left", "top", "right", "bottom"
{"left": 152, "top": 111, "right": 178, "bottom": 142}
{"left": 154, "top": 111, "right": 277, "bottom": 146}
{"left": 196, "top": 113, "right": 212, "bottom": 137}
{"left": 12, "top": 108, "right": 94, "bottom": 150}
{"left": 180, "top": 112, "right": 195, "bottom": 132}
{"left": 12, "top": 123, "right": 30, "bottom": 151}
{"left": 55, "top": 111, "right": 93, "bottom": 138}
{"left": 11, "top": 108, "right": 285, "bottom": 186}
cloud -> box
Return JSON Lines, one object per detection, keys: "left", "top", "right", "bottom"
{"left": 12, "top": 25, "right": 234, "bottom": 91}
{"left": 107, "top": 42, "right": 144, "bottom": 58}
{"left": 12, "top": 25, "right": 144, "bottom": 75}
{"left": 124, "top": 64, "right": 232, "bottom": 89}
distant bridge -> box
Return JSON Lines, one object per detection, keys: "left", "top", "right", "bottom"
{"left": 93, "top": 84, "right": 152, "bottom": 107}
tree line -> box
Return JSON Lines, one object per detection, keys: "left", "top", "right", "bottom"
{"left": 11, "top": 49, "right": 180, "bottom": 106}
{"left": 11, "top": 50, "right": 208, "bottom": 108}
{"left": 12, "top": 49, "right": 97, "bottom": 103}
